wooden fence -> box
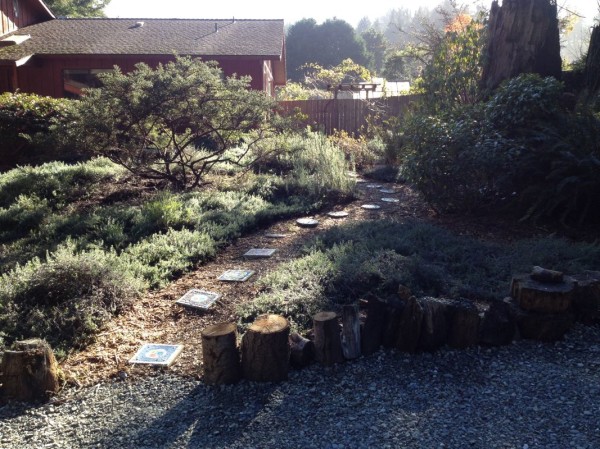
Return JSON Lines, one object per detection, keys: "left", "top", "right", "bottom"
{"left": 278, "top": 95, "right": 419, "bottom": 136}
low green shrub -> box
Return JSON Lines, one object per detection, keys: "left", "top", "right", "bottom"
{"left": 0, "top": 242, "right": 142, "bottom": 350}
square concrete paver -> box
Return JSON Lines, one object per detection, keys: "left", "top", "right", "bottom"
{"left": 218, "top": 269, "right": 255, "bottom": 282}
{"left": 176, "top": 289, "right": 221, "bottom": 311}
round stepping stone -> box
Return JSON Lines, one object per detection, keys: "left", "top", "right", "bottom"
{"left": 346, "top": 172, "right": 358, "bottom": 178}
{"left": 379, "top": 188, "right": 397, "bottom": 194}
{"left": 355, "top": 178, "right": 367, "bottom": 184}
{"left": 296, "top": 218, "right": 319, "bottom": 228}
{"left": 361, "top": 204, "right": 381, "bottom": 210}
{"left": 264, "top": 233, "right": 287, "bottom": 239}
{"left": 366, "top": 184, "right": 383, "bottom": 189}
{"left": 381, "top": 197, "right": 400, "bottom": 203}
{"left": 327, "top": 211, "right": 349, "bottom": 218}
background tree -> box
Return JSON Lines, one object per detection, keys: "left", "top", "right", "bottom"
{"left": 381, "top": 51, "right": 408, "bottom": 80}
{"left": 73, "top": 57, "right": 276, "bottom": 190}
{"left": 286, "top": 18, "right": 370, "bottom": 81}
{"left": 361, "top": 28, "right": 388, "bottom": 74}
{"left": 44, "top": 0, "right": 110, "bottom": 17}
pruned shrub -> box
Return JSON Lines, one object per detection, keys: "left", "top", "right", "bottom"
{"left": 0, "top": 242, "right": 142, "bottom": 350}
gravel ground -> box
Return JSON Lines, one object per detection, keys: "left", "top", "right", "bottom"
{"left": 1, "top": 324, "right": 599, "bottom": 449}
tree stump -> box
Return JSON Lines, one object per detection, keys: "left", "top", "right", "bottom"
{"left": 382, "top": 298, "right": 405, "bottom": 348}
{"left": 511, "top": 274, "right": 575, "bottom": 313}
{"left": 572, "top": 271, "right": 600, "bottom": 325}
{"left": 418, "top": 297, "right": 450, "bottom": 352}
{"left": 289, "top": 333, "right": 315, "bottom": 369}
{"left": 515, "top": 308, "right": 575, "bottom": 342}
{"left": 479, "top": 299, "right": 517, "bottom": 346}
{"left": 313, "top": 311, "right": 344, "bottom": 366}
{"left": 241, "top": 315, "right": 290, "bottom": 382}
{"left": 1, "top": 339, "right": 59, "bottom": 403}
{"left": 395, "top": 296, "right": 424, "bottom": 353}
{"left": 341, "top": 304, "right": 361, "bottom": 360}
{"left": 361, "top": 295, "right": 387, "bottom": 356}
{"left": 201, "top": 322, "right": 241, "bottom": 385}
{"left": 447, "top": 299, "right": 481, "bottom": 349}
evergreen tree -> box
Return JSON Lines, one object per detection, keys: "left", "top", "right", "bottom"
{"left": 44, "top": 0, "right": 110, "bottom": 18}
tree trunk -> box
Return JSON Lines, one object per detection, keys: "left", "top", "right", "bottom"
{"left": 382, "top": 297, "right": 405, "bottom": 348}
{"left": 313, "top": 311, "right": 344, "bottom": 366}
{"left": 572, "top": 271, "right": 600, "bottom": 325}
{"left": 447, "top": 299, "right": 481, "bottom": 349}
{"left": 361, "top": 296, "right": 387, "bottom": 356}
{"left": 1, "top": 339, "right": 59, "bottom": 403}
{"left": 289, "top": 332, "right": 315, "bottom": 369}
{"left": 585, "top": 26, "right": 600, "bottom": 93}
{"left": 511, "top": 274, "right": 575, "bottom": 313}
{"left": 201, "top": 322, "right": 241, "bottom": 385}
{"left": 482, "top": 0, "right": 562, "bottom": 91}
{"left": 418, "top": 297, "right": 450, "bottom": 352}
{"left": 241, "top": 315, "right": 290, "bottom": 382}
{"left": 341, "top": 304, "right": 361, "bottom": 360}
{"left": 395, "top": 296, "right": 424, "bottom": 353}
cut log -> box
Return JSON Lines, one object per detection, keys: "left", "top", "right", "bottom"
{"left": 289, "top": 333, "right": 315, "bottom": 369}
{"left": 515, "top": 308, "right": 575, "bottom": 342}
{"left": 241, "top": 314, "right": 290, "bottom": 382}
{"left": 395, "top": 296, "right": 424, "bottom": 353}
{"left": 341, "top": 304, "right": 361, "bottom": 360}
{"left": 511, "top": 275, "right": 575, "bottom": 313}
{"left": 382, "top": 298, "right": 405, "bottom": 348}
{"left": 531, "top": 266, "right": 564, "bottom": 284}
{"left": 361, "top": 295, "right": 387, "bottom": 356}
{"left": 447, "top": 299, "right": 480, "bottom": 349}
{"left": 313, "top": 311, "right": 344, "bottom": 366}
{"left": 397, "top": 284, "right": 412, "bottom": 301}
{"left": 479, "top": 299, "right": 517, "bottom": 346}
{"left": 201, "top": 322, "right": 241, "bottom": 385}
{"left": 1, "top": 339, "right": 59, "bottom": 403}
{"left": 418, "top": 297, "right": 450, "bottom": 352}
{"left": 572, "top": 271, "right": 600, "bottom": 325}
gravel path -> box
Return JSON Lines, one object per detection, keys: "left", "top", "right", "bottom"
{"left": 2, "top": 324, "right": 599, "bottom": 449}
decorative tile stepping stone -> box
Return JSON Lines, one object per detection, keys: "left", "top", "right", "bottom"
{"left": 366, "top": 184, "right": 383, "bottom": 189}
{"left": 327, "top": 211, "right": 349, "bottom": 218}
{"left": 381, "top": 197, "right": 400, "bottom": 203}
{"left": 296, "top": 218, "right": 319, "bottom": 228}
{"left": 379, "top": 188, "right": 397, "bottom": 194}
{"left": 129, "top": 344, "right": 183, "bottom": 367}
{"left": 265, "top": 233, "right": 287, "bottom": 239}
{"left": 218, "top": 269, "right": 255, "bottom": 282}
{"left": 176, "top": 289, "right": 221, "bottom": 311}
{"left": 361, "top": 204, "right": 381, "bottom": 210}
{"left": 244, "top": 248, "right": 277, "bottom": 259}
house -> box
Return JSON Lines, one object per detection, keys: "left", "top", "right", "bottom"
{"left": 0, "top": 0, "right": 286, "bottom": 97}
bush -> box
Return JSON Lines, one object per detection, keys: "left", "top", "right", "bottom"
{"left": 328, "top": 131, "right": 381, "bottom": 169}
{"left": 0, "top": 242, "right": 142, "bottom": 350}
{"left": 0, "top": 92, "right": 75, "bottom": 168}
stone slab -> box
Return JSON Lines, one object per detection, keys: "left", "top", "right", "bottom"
{"left": 176, "top": 289, "right": 221, "bottom": 311}
{"left": 297, "top": 218, "right": 319, "bottom": 228}
{"left": 327, "top": 211, "right": 349, "bottom": 218}
{"left": 129, "top": 344, "right": 183, "bottom": 366}
{"left": 244, "top": 248, "right": 277, "bottom": 259}
{"left": 264, "top": 233, "right": 287, "bottom": 239}
{"left": 379, "top": 188, "right": 397, "bottom": 194}
{"left": 366, "top": 184, "right": 383, "bottom": 189}
{"left": 361, "top": 204, "right": 381, "bottom": 210}
{"left": 218, "top": 269, "right": 255, "bottom": 282}
{"left": 381, "top": 197, "right": 400, "bottom": 203}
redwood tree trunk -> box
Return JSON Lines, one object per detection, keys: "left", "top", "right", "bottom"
{"left": 482, "top": 0, "right": 562, "bottom": 91}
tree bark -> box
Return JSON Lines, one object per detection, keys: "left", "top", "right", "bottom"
{"left": 201, "top": 322, "right": 241, "bottom": 385}
{"left": 241, "top": 315, "right": 290, "bottom": 382}
{"left": 482, "top": 0, "right": 562, "bottom": 91}
{"left": 1, "top": 339, "right": 59, "bottom": 403}
{"left": 313, "top": 311, "right": 344, "bottom": 366}
{"left": 289, "top": 332, "right": 315, "bottom": 369}
{"left": 585, "top": 26, "right": 600, "bottom": 93}
{"left": 341, "top": 304, "right": 361, "bottom": 360}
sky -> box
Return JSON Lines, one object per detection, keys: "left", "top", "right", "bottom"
{"left": 104, "top": 0, "right": 599, "bottom": 26}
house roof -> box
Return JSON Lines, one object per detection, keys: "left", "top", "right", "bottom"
{"left": 0, "top": 18, "right": 285, "bottom": 63}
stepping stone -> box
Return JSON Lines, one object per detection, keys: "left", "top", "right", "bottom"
{"left": 346, "top": 172, "right": 358, "bottom": 178}
{"left": 366, "top": 184, "right": 383, "bottom": 189}
{"left": 297, "top": 218, "right": 319, "bottom": 228}
{"left": 327, "top": 211, "right": 349, "bottom": 218}
{"left": 355, "top": 178, "right": 367, "bottom": 184}
{"left": 218, "top": 269, "right": 255, "bottom": 282}
{"left": 379, "top": 188, "right": 397, "bottom": 194}
{"left": 361, "top": 204, "right": 381, "bottom": 210}
{"left": 265, "top": 233, "right": 287, "bottom": 239}
{"left": 381, "top": 197, "right": 400, "bottom": 203}
{"left": 129, "top": 344, "right": 183, "bottom": 367}
{"left": 244, "top": 248, "right": 277, "bottom": 259}
{"left": 176, "top": 289, "right": 221, "bottom": 311}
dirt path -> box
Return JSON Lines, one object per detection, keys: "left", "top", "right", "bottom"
{"left": 59, "top": 181, "right": 433, "bottom": 387}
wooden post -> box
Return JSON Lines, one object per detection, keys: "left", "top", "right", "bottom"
{"left": 241, "top": 315, "right": 290, "bottom": 382}
{"left": 313, "top": 311, "right": 344, "bottom": 366}
{"left": 289, "top": 333, "right": 315, "bottom": 369}
{"left": 1, "top": 339, "right": 59, "bottom": 403}
{"left": 201, "top": 322, "right": 241, "bottom": 385}
{"left": 341, "top": 304, "right": 361, "bottom": 360}
{"left": 361, "top": 296, "right": 387, "bottom": 356}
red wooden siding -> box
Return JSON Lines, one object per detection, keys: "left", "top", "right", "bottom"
{"left": 278, "top": 96, "right": 419, "bottom": 136}
{"left": 1, "top": 0, "right": 49, "bottom": 36}
{"left": 0, "top": 66, "right": 11, "bottom": 92}
{"left": 11, "top": 55, "right": 270, "bottom": 97}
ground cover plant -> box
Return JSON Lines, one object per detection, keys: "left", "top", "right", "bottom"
{"left": 0, "top": 127, "right": 355, "bottom": 352}
{"left": 239, "top": 219, "right": 600, "bottom": 331}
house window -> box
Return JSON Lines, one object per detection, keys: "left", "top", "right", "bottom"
{"left": 63, "top": 69, "right": 111, "bottom": 98}
{"left": 13, "top": 0, "right": 20, "bottom": 18}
